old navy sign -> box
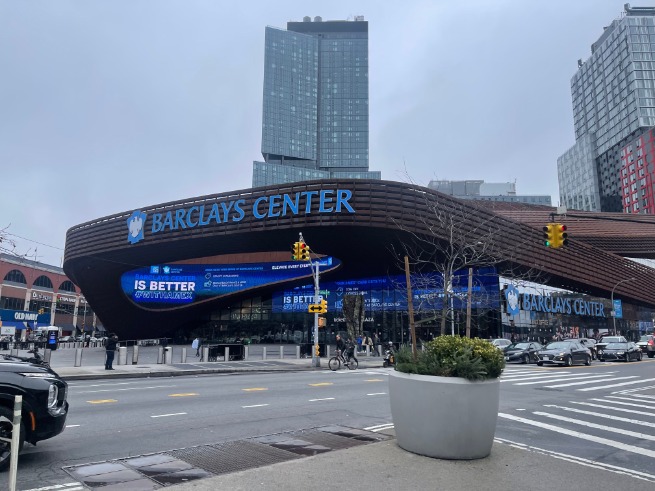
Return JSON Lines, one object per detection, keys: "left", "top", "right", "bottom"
{"left": 521, "top": 293, "right": 606, "bottom": 318}
{"left": 127, "top": 189, "right": 355, "bottom": 245}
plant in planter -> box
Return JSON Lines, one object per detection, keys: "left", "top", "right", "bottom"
{"left": 389, "top": 336, "right": 505, "bottom": 460}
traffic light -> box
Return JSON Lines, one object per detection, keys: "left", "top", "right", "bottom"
{"left": 299, "top": 242, "right": 310, "bottom": 261}
{"left": 542, "top": 223, "right": 556, "bottom": 248}
{"left": 319, "top": 298, "right": 327, "bottom": 313}
{"left": 291, "top": 241, "right": 301, "bottom": 260}
{"left": 38, "top": 308, "right": 44, "bottom": 314}
{"left": 555, "top": 223, "right": 569, "bottom": 248}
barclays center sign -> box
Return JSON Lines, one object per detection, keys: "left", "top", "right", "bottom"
{"left": 127, "top": 189, "right": 356, "bottom": 245}
{"left": 504, "top": 286, "right": 606, "bottom": 318}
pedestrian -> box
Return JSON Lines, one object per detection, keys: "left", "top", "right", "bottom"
{"left": 364, "top": 334, "right": 374, "bottom": 354}
{"left": 356, "top": 334, "right": 363, "bottom": 352}
{"left": 105, "top": 333, "right": 118, "bottom": 370}
{"left": 192, "top": 337, "right": 200, "bottom": 357}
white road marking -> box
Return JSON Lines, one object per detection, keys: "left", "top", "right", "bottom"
{"left": 604, "top": 395, "right": 655, "bottom": 405}
{"left": 498, "top": 412, "right": 655, "bottom": 458}
{"left": 309, "top": 397, "right": 335, "bottom": 402}
{"left": 630, "top": 393, "right": 655, "bottom": 400}
{"left": 242, "top": 404, "right": 269, "bottom": 408}
{"left": 589, "top": 398, "right": 655, "bottom": 409}
{"left": 578, "top": 377, "right": 655, "bottom": 391}
{"left": 494, "top": 437, "right": 655, "bottom": 483}
{"left": 544, "top": 404, "right": 652, "bottom": 426}
{"left": 151, "top": 412, "right": 187, "bottom": 418}
{"left": 75, "top": 385, "right": 176, "bottom": 394}
{"left": 501, "top": 373, "right": 579, "bottom": 382}
{"left": 545, "top": 376, "right": 638, "bottom": 388}
{"left": 571, "top": 401, "right": 654, "bottom": 417}
{"left": 534, "top": 411, "right": 655, "bottom": 441}
{"left": 514, "top": 374, "right": 620, "bottom": 386}
{"left": 23, "top": 483, "right": 84, "bottom": 491}
{"left": 65, "top": 424, "right": 81, "bottom": 428}
{"left": 364, "top": 423, "right": 394, "bottom": 432}
{"left": 366, "top": 392, "right": 387, "bottom": 396}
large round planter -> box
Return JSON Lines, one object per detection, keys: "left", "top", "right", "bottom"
{"left": 388, "top": 370, "right": 500, "bottom": 460}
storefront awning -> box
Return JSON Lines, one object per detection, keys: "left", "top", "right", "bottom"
{"left": 0, "top": 321, "right": 28, "bottom": 330}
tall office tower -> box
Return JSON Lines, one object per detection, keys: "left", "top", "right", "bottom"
{"left": 252, "top": 15, "right": 381, "bottom": 187}
{"left": 557, "top": 4, "right": 655, "bottom": 212}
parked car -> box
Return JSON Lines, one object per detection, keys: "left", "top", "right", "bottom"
{"left": 59, "top": 336, "right": 72, "bottom": 342}
{"left": 0, "top": 357, "right": 69, "bottom": 470}
{"left": 595, "top": 335, "right": 627, "bottom": 356}
{"left": 488, "top": 339, "right": 511, "bottom": 350}
{"left": 536, "top": 340, "right": 592, "bottom": 367}
{"left": 636, "top": 334, "right": 655, "bottom": 358}
{"left": 504, "top": 342, "right": 543, "bottom": 364}
{"left": 598, "top": 341, "right": 642, "bottom": 362}
{"left": 578, "top": 338, "right": 598, "bottom": 360}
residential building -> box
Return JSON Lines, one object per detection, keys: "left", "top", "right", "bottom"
{"left": 428, "top": 180, "right": 552, "bottom": 206}
{"left": 252, "top": 15, "right": 381, "bottom": 187}
{"left": 558, "top": 4, "right": 655, "bottom": 212}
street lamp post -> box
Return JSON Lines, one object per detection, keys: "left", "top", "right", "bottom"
{"left": 611, "top": 277, "right": 637, "bottom": 336}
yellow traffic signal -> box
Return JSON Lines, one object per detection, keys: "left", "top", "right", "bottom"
{"left": 292, "top": 241, "right": 301, "bottom": 260}
{"left": 299, "top": 242, "right": 310, "bottom": 261}
{"left": 38, "top": 308, "right": 45, "bottom": 314}
{"left": 555, "top": 223, "right": 568, "bottom": 248}
{"left": 319, "top": 298, "right": 327, "bottom": 313}
{"left": 542, "top": 223, "right": 556, "bottom": 248}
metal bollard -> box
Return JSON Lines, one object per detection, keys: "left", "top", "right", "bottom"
{"left": 118, "top": 346, "right": 127, "bottom": 365}
{"left": 262, "top": 347, "right": 267, "bottom": 360}
{"left": 244, "top": 346, "right": 249, "bottom": 360}
{"left": 181, "top": 347, "right": 187, "bottom": 363}
{"left": 202, "top": 346, "right": 209, "bottom": 362}
{"left": 7, "top": 395, "right": 22, "bottom": 490}
{"left": 164, "top": 347, "right": 172, "bottom": 364}
{"left": 296, "top": 345, "right": 300, "bottom": 359}
{"left": 43, "top": 349, "right": 52, "bottom": 364}
{"left": 326, "top": 345, "right": 331, "bottom": 359}
{"left": 74, "top": 348, "right": 83, "bottom": 367}
{"left": 366, "top": 345, "right": 371, "bottom": 357}
{"left": 279, "top": 346, "right": 284, "bottom": 359}
{"left": 157, "top": 346, "right": 164, "bottom": 364}
{"left": 132, "top": 345, "right": 139, "bottom": 364}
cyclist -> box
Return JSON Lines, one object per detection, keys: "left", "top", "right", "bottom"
{"left": 344, "top": 338, "right": 358, "bottom": 366}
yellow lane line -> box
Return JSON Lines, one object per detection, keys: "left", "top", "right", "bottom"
{"left": 242, "top": 388, "right": 268, "bottom": 392}
{"left": 309, "top": 382, "right": 333, "bottom": 386}
{"left": 168, "top": 393, "right": 199, "bottom": 397}
{"left": 86, "top": 399, "right": 117, "bottom": 404}
{"left": 365, "top": 379, "right": 384, "bottom": 382}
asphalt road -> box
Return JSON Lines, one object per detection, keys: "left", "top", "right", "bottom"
{"left": 12, "top": 358, "right": 655, "bottom": 490}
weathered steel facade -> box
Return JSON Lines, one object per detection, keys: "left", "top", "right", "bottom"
{"left": 63, "top": 180, "right": 655, "bottom": 338}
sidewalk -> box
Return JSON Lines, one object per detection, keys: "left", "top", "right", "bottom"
{"left": 54, "top": 356, "right": 384, "bottom": 381}
{"left": 163, "top": 428, "right": 654, "bottom": 491}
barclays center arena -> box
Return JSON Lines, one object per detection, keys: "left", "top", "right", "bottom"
{"left": 63, "top": 179, "right": 655, "bottom": 346}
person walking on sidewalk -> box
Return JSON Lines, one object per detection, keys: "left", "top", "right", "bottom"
{"left": 105, "top": 333, "right": 118, "bottom": 370}
{"left": 192, "top": 337, "right": 201, "bottom": 357}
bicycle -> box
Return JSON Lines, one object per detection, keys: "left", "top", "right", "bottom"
{"left": 328, "top": 349, "right": 358, "bottom": 371}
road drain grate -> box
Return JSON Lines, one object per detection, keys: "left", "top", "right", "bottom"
{"left": 63, "top": 425, "right": 390, "bottom": 489}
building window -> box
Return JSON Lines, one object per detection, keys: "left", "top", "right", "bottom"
{"left": 3, "top": 269, "right": 26, "bottom": 284}
{"left": 33, "top": 275, "right": 53, "bottom": 289}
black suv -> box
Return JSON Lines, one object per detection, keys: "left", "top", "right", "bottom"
{"left": 0, "top": 358, "right": 69, "bottom": 471}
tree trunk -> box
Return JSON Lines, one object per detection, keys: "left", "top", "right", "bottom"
{"left": 342, "top": 294, "right": 365, "bottom": 340}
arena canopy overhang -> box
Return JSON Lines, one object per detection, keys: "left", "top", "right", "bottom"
{"left": 63, "top": 179, "right": 655, "bottom": 338}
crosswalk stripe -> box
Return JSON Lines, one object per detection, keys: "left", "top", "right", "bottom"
{"left": 501, "top": 373, "right": 580, "bottom": 383}
{"left": 578, "top": 377, "right": 655, "bottom": 391}
{"left": 501, "top": 371, "right": 574, "bottom": 381}
{"left": 514, "top": 374, "right": 620, "bottom": 386}
{"left": 533, "top": 411, "right": 655, "bottom": 441}
{"left": 571, "top": 401, "right": 654, "bottom": 417}
{"left": 589, "top": 398, "right": 655, "bottom": 410}
{"left": 545, "top": 376, "right": 639, "bottom": 388}
{"left": 605, "top": 395, "right": 655, "bottom": 405}
{"left": 498, "top": 412, "right": 655, "bottom": 458}
{"left": 630, "top": 394, "right": 655, "bottom": 400}
{"left": 543, "top": 404, "right": 651, "bottom": 426}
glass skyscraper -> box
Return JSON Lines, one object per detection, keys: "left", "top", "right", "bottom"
{"left": 558, "top": 5, "right": 655, "bottom": 212}
{"left": 252, "top": 16, "right": 381, "bottom": 187}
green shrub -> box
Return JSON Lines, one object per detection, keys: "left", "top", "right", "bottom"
{"left": 395, "top": 336, "right": 505, "bottom": 381}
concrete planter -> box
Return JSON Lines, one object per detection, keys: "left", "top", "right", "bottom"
{"left": 389, "top": 370, "right": 500, "bottom": 460}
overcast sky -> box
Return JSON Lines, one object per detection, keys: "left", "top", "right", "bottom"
{"left": 0, "top": 0, "right": 640, "bottom": 267}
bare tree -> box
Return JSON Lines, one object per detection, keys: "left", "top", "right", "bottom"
{"left": 391, "top": 190, "right": 544, "bottom": 337}
{"left": 0, "top": 224, "right": 18, "bottom": 255}
{"left": 341, "top": 294, "right": 365, "bottom": 340}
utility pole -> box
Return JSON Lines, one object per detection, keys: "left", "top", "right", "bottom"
{"left": 466, "top": 267, "right": 473, "bottom": 338}
{"left": 404, "top": 256, "right": 417, "bottom": 357}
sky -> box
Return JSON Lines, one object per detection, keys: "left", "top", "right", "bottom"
{"left": 0, "top": 0, "right": 643, "bottom": 267}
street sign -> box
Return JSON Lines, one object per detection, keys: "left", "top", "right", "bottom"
{"left": 308, "top": 303, "right": 327, "bottom": 314}
{"left": 613, "top": 299, "right": 623, "bottom": 319}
